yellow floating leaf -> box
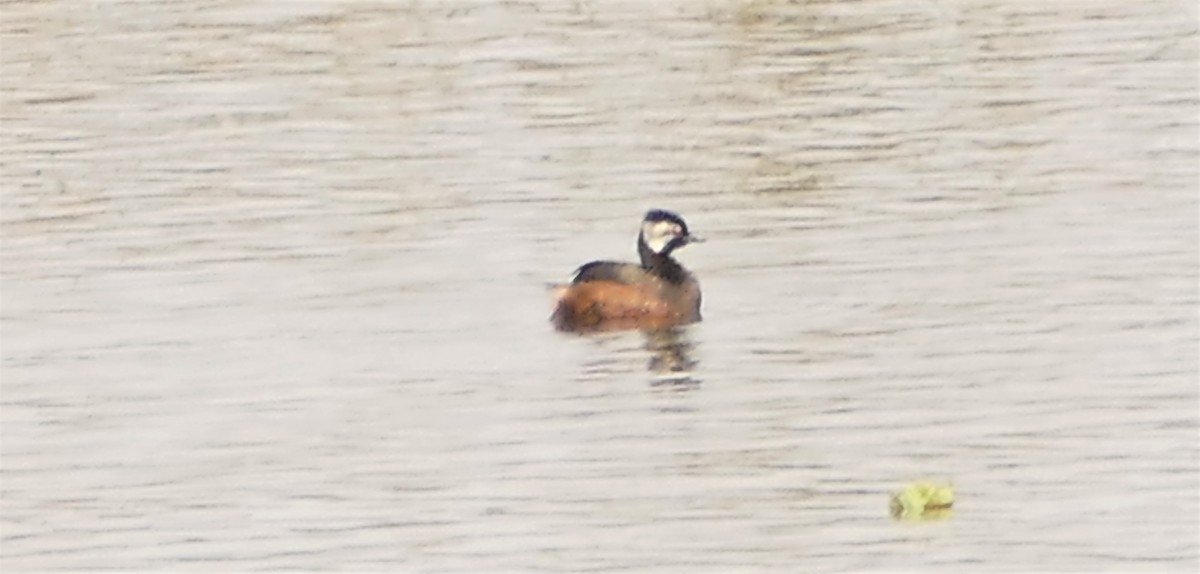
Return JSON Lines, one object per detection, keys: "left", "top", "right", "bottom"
{"left": 890, "top": 481, "right": 955, "bottom": 521}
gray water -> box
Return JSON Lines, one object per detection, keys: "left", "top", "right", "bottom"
{"left": 2, "top": 1, "right": 1198, "bottom": 572}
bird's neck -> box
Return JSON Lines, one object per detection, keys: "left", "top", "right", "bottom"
{"left": 638, "top": 236, "right": 687, "bottom": 284}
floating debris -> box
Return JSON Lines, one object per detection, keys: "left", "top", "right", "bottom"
{"left": 890, "top": 481, "right": 955, "bottom": 521}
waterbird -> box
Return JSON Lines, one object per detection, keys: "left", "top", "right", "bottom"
{"left": 551, "top": 209, "right": 703, "bottom": 332}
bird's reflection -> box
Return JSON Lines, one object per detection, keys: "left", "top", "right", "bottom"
{"left": 643, "top": 327, "right": 700, "bottom": 388}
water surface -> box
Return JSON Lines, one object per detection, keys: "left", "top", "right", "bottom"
{"left": 2, "top": 1, "right": 1197, "bottom": 571}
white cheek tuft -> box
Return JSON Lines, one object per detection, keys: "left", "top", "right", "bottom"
{"left": 645, "top": 234, "right": 671, "bottom": 253}
{"left": 642, "top": 221, "right": 678, "bottom": 253}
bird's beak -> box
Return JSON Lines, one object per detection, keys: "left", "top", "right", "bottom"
{"left": 685, "top": 234, "right": 705, "bottom": 244}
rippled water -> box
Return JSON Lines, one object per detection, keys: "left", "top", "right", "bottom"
{"left": 2, "top": 1, "right": 1197, "bottom": 571}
